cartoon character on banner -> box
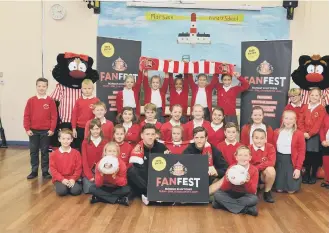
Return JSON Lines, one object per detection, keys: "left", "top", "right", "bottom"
{"left": 291, "top": 55, "right": 329, "bottom": 105}
{"left": 50, "top": 52, "right": 99, "bottom": 148}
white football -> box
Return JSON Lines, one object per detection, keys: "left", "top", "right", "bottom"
{"left": 227, "top": 165, "right": 248, "bottom": 185}
{"left": 98, "top": 156, "right": 119, "bottom": 175}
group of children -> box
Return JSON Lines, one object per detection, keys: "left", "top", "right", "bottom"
{"left": 23, "top": 72, "right": 329, "bottom": 216}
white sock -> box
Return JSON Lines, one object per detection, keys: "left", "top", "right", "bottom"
{"left": 141, "top": 194, "right": 149, "bottom": 206}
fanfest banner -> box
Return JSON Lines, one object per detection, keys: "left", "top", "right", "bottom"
{"left": 97, "top": 37, "right": 141, "bottom": 121}
{"left": 240, "top": 40, "right": 292, "bottom": 129}
{"left": 147, "top": 154, "right": 209, "bottom": 203}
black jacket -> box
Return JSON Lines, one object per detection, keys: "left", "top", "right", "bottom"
{"left": 183, "top": 143, "right": 228, "bottom": 179}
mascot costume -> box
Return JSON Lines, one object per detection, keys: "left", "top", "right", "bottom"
{"left": 50, "top": 52, "right": 99, "bottom": 148}
{"left": 291, "top": 54, "right": 329, "bottom": 180}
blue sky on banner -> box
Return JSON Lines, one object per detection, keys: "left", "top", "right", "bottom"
{"left": 97, "top": 2, "right": 290, "bottom": 72}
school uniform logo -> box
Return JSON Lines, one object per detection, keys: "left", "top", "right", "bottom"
{"left": 43, "top": 104, "right": 49, "bottom": 109}
{"left": 261, "top": 157, "right": 268, "bottom": 162}
{"left": 169, "top": 162, "right": 187, "bottom": 176}
{"left": 121, "top": 153, "right": 126, "bottom": 158}
{"left": 89, "top": 104, "right": 94, "bottom": 109}
{"left": 314, "top": 112, "right": 319, "bottom": 118}
{"left": 257, "top": 60, "right": 274, "bottom": 75}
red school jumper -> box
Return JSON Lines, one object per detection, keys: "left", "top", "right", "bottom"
{"left": 273, "top": 129, "right": 306, "bottom": 170}
{"left": 124, "top": 124, "right": 141, "bottom": 147}
{"left": 116, "top": 71, "right": 143, "bottom": 117}
{"left": 50, "top": 148, "right": 82, "bottom": 183}
{"left": 249, "top": 143, "right": 276, "bottom": 172}
{"left": 208, "top": 125, "right": 225, "bottom": 146}
{"left": 240, "top": 124, "right": 274, "bottom": 146}
{"left": 168, "top": 73, "right": 189, "bottom": 116}
{"left": 143, "top": 73, "right": 169, "bottom": 116}
{"left": 81, "top": 139, "right": 108, "bottom": 180}
{"left": 118, "top": 141, "right": 133, "bottom": 167}
{"left": 94, "top": 158, "right": 127, "bottom": 187}
{"left": 183, "top": 120, "right": 212, "bottom": 141}
{"left": 84, "top": 119, "right": 114, "bottom": 141}
{"left": 217, "top": 140, "right": 242, "bottom": 166}
{"left": 216, "top": 76, "right": 250, "bottom": 116}
{"left": 188, "top": 74, "right": 218, "bottom": 115}
{"left": 164, "top": 141, "right": 189, "bottom": 154}
{"left": 23, "top": 96, "right": 57, "bottom": 132}
{"left": 71, "top": 97, "right": 100, "bottom": 129}
{"left": 298, "top": 104, "right": 325, "bottom": 138}
{"left": 320, "top": 113, "right": 329, "bottom": 182}
{"left": 160, "top": 120, "right": 181, "bottom": 141}
{"left": 140, "top": 120, "right": 162, "bottom": 130}
{"left": 220, "top": 164, "right": 259, "bottom": 194}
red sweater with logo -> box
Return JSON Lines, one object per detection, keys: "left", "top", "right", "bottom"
{"left": 273, "top": 129, "right": 306, "bottom": 170}
{"left": 216, "top": 77, "right": 250, "bottom": 116}
{"left": 220, "top": 164, "right": 258, "bottom": 194}
{"left": 143, "top": 73, "right": 169, "bottom": 116}
{"left": 23, "top": 96, "right": 57, "bottom": 131}
{"left": 50, "top": 148, "right": 82, "bottom": 183}
{"left": 95, "top": 158, "right": 127, "bottom": 187}
{"left": 298, "top": 104, "right": 325, "bottom": 137}
{"left": 249, "top": 143, "right": 276, "bottom": 171}
{"left": 118, "top": 142, "right": 133, "bottom": 167}
{"left": 71, "top": 97, "right": 100, "bottom": 129}
{"left": 124, "top": 124, "right": 141, "bottom": 147}
{"left": 168, "top": 74, "right": 189, "bottom": 115}
{"left": 160, "top": 121, "right": 181, "bottom": 141}
{"left": 208, "top": 126, "right": 225, "bottom": 146}
{"left": 217, "top": 141, "right": 242, "bottom": 166}
{"left": 81, "top": 139, "right": 108, "bottom": 180}
{"left": 116, "top": 71, "right": 143, "bottom": 117}
{"left": 84, "top": 119, "right": 114, "bottom": 141}
{"left": 183, "top": 120, "right": 212, "bottom": 141}
{"left": 240, "top": 124, "right": 274, "bottom": 146}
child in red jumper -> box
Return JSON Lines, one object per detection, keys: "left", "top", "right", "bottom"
{"left": 89, "top": 142, "right": 131, "bottom": 206}
{"left": 183, "top": 104, "right": 212, "bottom": 141}
{"left": 113, "top": 124, "right": 133, "bottom": 167}
{"left": 241, "top": 106, "right": 274, "bottom": 146}
{"left": 215, "top": 72, "right": 249, "bottom": 125}
{"left": 188, "top": 74, "right": 219, "bottom": 121}
{"left": 208, "top": 107, "right": 226, "bottom": 146}
{"left": 168, "top": 74, "right": 189, "bottom": 123}
{"left": 213, "top": 146, "right": 259, "bottom": 216}
{"left": 50, "top": 129, "right": 82, "bottom": 196}
{"left": 117, "top": 107, "right": 141, "bottom": 147}
{"left": 82, "top": 119, "right": 108, "bottom": 194}
{"left": 320, "top": 105, "right": 329, "bottom": 189}
{"left": 24, "top": 77, "right": 57, "bottom": 179}
{"left": 143, "top": 71, "right": 169, "bottom": 123}
{"left": 250, "top": 129, "right": 276, "bottom": 203}
{"left": 217, "top": 122, "right": 242, "bottom": 166}
{"left": 71, "top": 79, "right": 100, "bottom": 151}
{"left": 116, "top": 73, "right": 143, "bottom": 118}
{"left": 273, "top": 110, "right": 305, "bottom": 193}
{"left": 298, "top": 88, "right": 325, "bottom": 184}
{"left": 140, "top": 103, "right": 162, "bottom": 130}
{"left": 160, "top": 104, "right": 183, "bottom": 141}
{"left": 164, "top": 125, "right": 189, "bottom": 154}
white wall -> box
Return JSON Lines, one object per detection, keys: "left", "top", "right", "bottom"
{"left": 1, "top": 1, "right": 329, "bottom": 142}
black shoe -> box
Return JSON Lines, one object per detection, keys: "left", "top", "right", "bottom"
{"left": 302, "top": 174, "right": 310, "bottom": 184}
{"left": 27, "top": 172, "right": 38, "bottom": 179}
{"left": 308, "top": 176, "right": 317, "bottom": 184}
{"left": 263, "top": 191, "right": 275, "bottom": 203}
{"left": 42, "top": 172, "right": 52, "bottom": 179}
{"left": 90, "top": 195, "right": 100, "bottom": 204}
{"left": 116, "top": 197, "right": 129, "bottom": 206}
{"left": 245, "top": 206, "right": 258, "bottom": 216}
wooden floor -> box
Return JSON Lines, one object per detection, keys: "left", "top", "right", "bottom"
{"left": 1, "top": 148, "right": 329, "bottom": 233}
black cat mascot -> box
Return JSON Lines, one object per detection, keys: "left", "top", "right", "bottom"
{"left": 50, "top": 52, "right": 99, "bottom": 148}
{"left": 291, "top": 54, "right": 329, "bottom": 180}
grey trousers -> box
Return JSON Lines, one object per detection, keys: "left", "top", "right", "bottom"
{"left": 54, "top": 181, "right": 82, "bottom": 196}
{"left": 89, "top": 185, "right": 131, "bottom": 204}
{"left": 213, "top": 190, "right": 258, "bottom": 214}
{"left": 82, "top": 177, "right": 94, "bottom": 194}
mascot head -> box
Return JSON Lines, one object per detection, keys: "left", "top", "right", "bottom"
{"left": 52, "top": 52, "right": 99, "bottom": 89}
{"left": 291, "top": 54, "right": 329, "bottom": 90}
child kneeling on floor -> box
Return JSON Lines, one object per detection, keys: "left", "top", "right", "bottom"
{"left": 50, "top": 128, "right": 82, "bottom": 196}
{"left": 89, "top": 142, "right": 131, "bottom": 206}
{"left": 212, "top": 146, "right": 259, "bottom": 216}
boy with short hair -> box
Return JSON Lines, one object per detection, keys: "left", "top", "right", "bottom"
{"left": 84, "top": 101, "right": 114, "bottom": 141}
{"left": 50, "top": 128, "right": 82, "bottom": 196}
{"left": 71, "top": 79, "right": 100, "bottom": 151}
{"left": 249, "top": 128, "right": 276, "bottom": 203}
{"left": 140, "top": 103, "right": 162, "bottom": 130}
{"left": 24, "top": 77, "right": 57, "bottom": 179}
{"left": 217, "top": 122, "right": 242, "bottom": 166}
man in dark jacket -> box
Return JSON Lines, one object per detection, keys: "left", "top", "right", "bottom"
{"left": 183, "top": 126, "right": 228, "bottom": 195}
{"left": 128, "top": 123, "right": 168, "bottom": 205}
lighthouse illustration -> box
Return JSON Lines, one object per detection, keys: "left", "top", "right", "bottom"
{"left": 177, "top": 13, "right": 211, "bottom": 45}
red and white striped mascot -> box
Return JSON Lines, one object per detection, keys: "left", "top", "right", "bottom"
{"left": 50, "top": 52, "right": 99, "bottom": 148}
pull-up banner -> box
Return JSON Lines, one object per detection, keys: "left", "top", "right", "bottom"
{"left": 240, "top": 40, "right": 292, "bottom": 129}
{"left": 97, "top": 37, "right": 141, "bottom": 122}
